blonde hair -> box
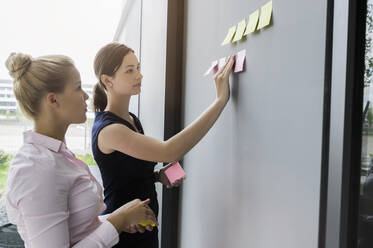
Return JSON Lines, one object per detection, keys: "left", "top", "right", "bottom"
{"left": 5, "top": 53, "right": 74, "bottom": 119}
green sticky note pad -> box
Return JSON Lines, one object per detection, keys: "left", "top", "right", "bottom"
{"left": 139, "top": 222, "right": 156, "bottom": 227}
{"left": 221, "top": 26, "right": 237, "bottom": 46}
{"left": 232, "top": 19, "right": 247, "bottom": 42}
{"left": 244, "top": 10, "right": 259, "bottom": 35}
{"left": 258, "top": 0, "right": 273, "bottom": 29}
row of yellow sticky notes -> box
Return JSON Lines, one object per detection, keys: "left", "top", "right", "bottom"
{"left": 221, "top": 0, "right": 273, "bottom": 46}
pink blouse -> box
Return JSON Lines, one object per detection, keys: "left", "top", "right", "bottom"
{"left": 5, "top": 130, "right": 119, "bottom": 247}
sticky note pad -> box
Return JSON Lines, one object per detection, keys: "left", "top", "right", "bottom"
{"left": 221, "top": 26, "right": 237, "bottom": 46}
{"left": 234, "top": 49, "right": 246, "bottom": 73}
{"left": 257, "top": 1, "right": 273, "bottom": 29}
{"left": 218, "top": 57, "right": 226, "bottom": 71}
{"left": 244, "top": 10, "right": 259, "bottom": 35}
{"left": 232, "top": 19, "right": 246, "bottom": 42}
{"left": 204, "top": 60, "right": 218, "bottom": 76}
{"left": 164, "top": 162, "right": 186, "bottom": 184}
{"left": 139, "top": 222, "right": 156, "bottom": 227}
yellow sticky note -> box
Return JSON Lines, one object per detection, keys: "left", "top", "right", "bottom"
{"left": 139, "top": 222, "right": 156, "bottom": 227}
{"left": 221, "top": 26, "right": 237, "bottom": 46}
{"left": 244, "top": 10, "right": 259, "bottom": 35}
{"left": 257, "top": 1, "right": 273, "bottom": 29}
{"left": 232, "top": 19, "right": 246, "bottom": 42}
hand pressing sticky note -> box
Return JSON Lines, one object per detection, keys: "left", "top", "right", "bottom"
{"left": 221, "top": 26, "right": 237, "bottom": 46}
{"left": 139, "top": 222, "right": 156, "bottom": 227}
{"left": 164, "top": 162, "right": 186, "bottom": 184}
{"left": 234, "top": 49, "right": 246, "bottom": 73}
{"left": 232, "top": 19, "right": 246, "bottom": 42}
{"left": 204, "top": 60, "right": 218, "bottom": 76}
{"left": 218, "top": 57, "right": 226, "bottom": 71}
{"left": 257, "top": 1, "right": 273, "bottom": 29}
{"left": 244, "top": 10, "right": 259, "bottom": 36}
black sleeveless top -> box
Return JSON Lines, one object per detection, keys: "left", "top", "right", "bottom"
{"left": 92, "top": 111, "right": 158, "bottom": 248}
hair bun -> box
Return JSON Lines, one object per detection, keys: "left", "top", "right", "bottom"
{"left": 5, "top": 52, "right": 32, "bottom": 81}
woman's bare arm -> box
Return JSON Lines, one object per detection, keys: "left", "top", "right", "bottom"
{"left": 98, "top": 57, "right": 235, "bottom": 163}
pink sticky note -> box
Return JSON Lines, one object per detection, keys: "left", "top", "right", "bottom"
{"left": 234, "top": 49, "right": 246, "bottom": 73}
{"left": 204, "top": 60, "right": 218, "bottom": 76}
{"left": 218, "top": 57, "right": 226, "bottom": 71}
{"left": 164, "top": 162, "right": 186, "bottom": 184}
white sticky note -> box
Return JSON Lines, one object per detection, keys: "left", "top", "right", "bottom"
{"left": 204, "top": 60, "right": 218, "bottom": 76}
{"left": 234, "top": 49, "right": 246, "bottom": 73}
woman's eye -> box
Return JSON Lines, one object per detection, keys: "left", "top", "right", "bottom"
{"left": 126, "top": 69, "right": 134, "bottom": 73}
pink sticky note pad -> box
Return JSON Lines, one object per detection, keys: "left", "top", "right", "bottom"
{"left": 164, "top": 162, "right": 186, "bottom": 184}
{"left": 234, "top": 49, "right": 246, "bottom": 73}
{"left": 204, "top": 60, "right": 218, "bottom": 76}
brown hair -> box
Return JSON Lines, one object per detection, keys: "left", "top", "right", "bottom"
{"left": 5, "top": 53, "right": 74, "bottom": 119}
{"left": 93, "top": 42, "right": 134, "bottom": 112}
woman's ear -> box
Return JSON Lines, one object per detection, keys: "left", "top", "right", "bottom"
{"left": 45, "top": 92, "right": 58, "bottom": 108}
{"left": 100, "top": 74, "right": 113, "bottom": 88}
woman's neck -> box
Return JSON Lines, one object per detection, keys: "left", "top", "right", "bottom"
{"left": 105, "top": 93, "right": 132, "bottom": 120}
{"left": 34, "top": 116, "right": 68, "bottom": 142}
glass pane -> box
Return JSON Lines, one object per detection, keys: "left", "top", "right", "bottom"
{"left": 359, "top": 1, "right": 373, "bottom": 247}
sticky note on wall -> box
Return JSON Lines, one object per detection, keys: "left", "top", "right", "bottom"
{"left": 232, "top": 19, "right": 246, "bottom": 42}
{"left": 204, "top": 60, "right": 218, "bottom": 76}
{"left": 257, "top": 1, "right": 273, "bottom": 29}
{"left": 244, "top": 10, "right": 259, "bottom": 35}
{"left": 221, "top": 26, "right": 237, "bottom": 46}
{"left": 234, "top": 49, "right": 246, "bottom": 73}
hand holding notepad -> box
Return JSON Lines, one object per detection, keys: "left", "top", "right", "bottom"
{"left": 159, "top": 162, "right": 186, "bottom": 188}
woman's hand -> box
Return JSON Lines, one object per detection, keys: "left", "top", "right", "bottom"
{"left": 214, "top": 56, "right": 235, "bottom": 104}
{"left": 158, "top": 163, "right": 186, "bottom": 188}
{"left": 107, "top": 199, "right": 158, "bottom": 233}
{"left": 123, "top": 223, "right": 153, "bottom": 233}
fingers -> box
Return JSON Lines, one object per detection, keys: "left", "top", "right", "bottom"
{"left": 222, "top": 56, "right": 235, "bottom": 76}
{"left": 171, "top": 179, "right": 182, "bottom": 187}
{"left": 146, "top": 210, "right": 159, "bottom": 226}
{"left": 169, "top": 176, "right": 186, "bottom": 188}
{"left": 218, "top": 57, "right": 232, "bottom": 74}
{"left": 216, "top": 56, "right": 234, "bottom": 76}
{"left": 125, "top": 198, "right": 141, "bottom": 208}
{"left": 125, "top": 223, "right": 154, "bottom": 233}
{"left": 123, "top": 225, "right": 137, "bottom": 233}
{"left": 134, "top": 224, "right": 146, "bottom": 233}
{"left": 141, "top": 199, "right": 151, "bottom": 205}
{"left": 145, "top": 225, "right": 154, "bottom": 232}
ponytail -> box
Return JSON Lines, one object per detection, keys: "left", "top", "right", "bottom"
{"left": 92, "top": 82, "right": 107, "bottom": 112}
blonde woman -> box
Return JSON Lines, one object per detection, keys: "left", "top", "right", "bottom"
{"left": 4, "top": 53, "right": 157, "bottom": 248}
{"left": 91, "top": 42, "right": 234, "bottom": 247}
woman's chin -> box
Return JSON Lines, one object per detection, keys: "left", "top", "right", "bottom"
{"left": 133, "top": 89, "right": 141, "bottom": 95}
{"left": 73, "top": 115, "right": 87, "bottom": 124}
